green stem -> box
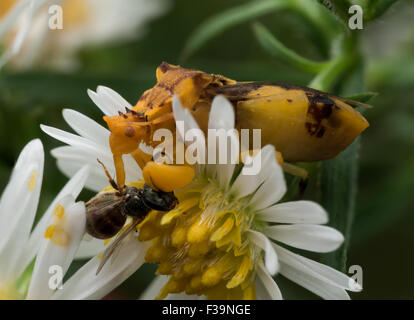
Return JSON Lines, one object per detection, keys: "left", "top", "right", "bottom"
{"left": 315, "top": 34, "right": 363, "bottom": 272}
{"left": 308, "top": 54, "right": 350, "bottom": 91}
{"left": 293, "top": 0, "right": 342, "bottom": 48}
{"left": 252, "top": 22, "right": 329, "bottom": 74}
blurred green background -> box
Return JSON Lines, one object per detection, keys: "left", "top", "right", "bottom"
{"left": 0, "top": 0, "right": 413, "bottom": 299}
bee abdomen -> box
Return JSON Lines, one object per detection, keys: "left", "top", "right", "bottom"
{"left": 85, "top": 205, "right": 126, "bottom": 239}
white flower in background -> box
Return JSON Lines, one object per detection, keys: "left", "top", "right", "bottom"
{"left": 42, "top": 87, "right": 362, "bottom": 300}
{"left": 0, "top": 0, "right": 169, "bottom": 69}
{"left": 0, "top": 139, "right": 148, "bottom": 299}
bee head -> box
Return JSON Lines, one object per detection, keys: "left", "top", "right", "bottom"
{"left": 123, "top": 186, "right": 148, "bottom": 216}
{"left": 142, "top": 184, "right": 178, "bottom": 211}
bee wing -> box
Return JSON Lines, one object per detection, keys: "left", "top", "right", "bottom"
{"left": 96, "top": 217, "right": 140, "bottom": 275}
{"left": 86, "top": 191, "right": 123, "bottom": 210}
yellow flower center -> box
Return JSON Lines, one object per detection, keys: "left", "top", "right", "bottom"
{"left": 0, "top": 0, "right": 16, "bottom": 19}
{"left": 0, "top": 0, "right": 88, "bottom": 28}
{"left": 61, "top": 0, "right": 89, "bottom": 28}
{"left": 139, "top": 177, "right": 263, "bottom": 300}
{"left": 0, "top": 282, "right": 19, "bottom": 300}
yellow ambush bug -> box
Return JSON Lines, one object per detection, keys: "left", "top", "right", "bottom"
{"left": 104, "top": 62, "right": 369, "bottom": 192}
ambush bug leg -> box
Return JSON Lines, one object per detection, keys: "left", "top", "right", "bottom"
{"left": 112, "top": 154, "right": 126, "bottom": 192}
{"left": 130, "top": 148, "right": 153, "bottom": 169}
{"left": 282, "top": 162, "right": 308, "bottom": 180}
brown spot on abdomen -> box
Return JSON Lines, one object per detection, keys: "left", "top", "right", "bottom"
{"left": 305, "top": 92, "right": 337, "bottom": 138}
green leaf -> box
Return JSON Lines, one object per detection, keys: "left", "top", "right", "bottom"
{"left": 252, "top": 22, "right": 328, "bottom": 74}
{"left": 365, "top": 0, "right": 399, "bottom": 21}
{"left": 320, "top": 138, "right": 360, "bottom": 272}
{"left": 316, "top": 0, "right": 352, "bottom": 26}
{"left": 180, "top": 0, "right": 290, "bottom": 61}
{"left": 353, "top": 156, "right": 414, "bottom": 243}
{"left": 16, "top": 259, "right": 35, "bottom": 298}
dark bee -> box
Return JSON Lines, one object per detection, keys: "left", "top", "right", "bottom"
{"left": 85, "top": 184, "right": 177, "bottom": 239}
{"left": 86, "top": 160, "right": 178, "bottom": 274}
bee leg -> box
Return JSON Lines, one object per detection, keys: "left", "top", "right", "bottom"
{"left": 97, "top": 159, "right": 119, "bottom": 191}
{"left": 142, "top": 161, "right": 195, "bottom": 192}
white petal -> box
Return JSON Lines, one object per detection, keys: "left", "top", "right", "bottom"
{"left": 278, "top": 254, "right": 350, "bottom": 300}
{"left": 212, "top": 129, "right": 239, "bottom": 189}
{"left": 22, "top": 166, "right": 90, "bottom": 269}
{"left": 172, "top": 95, "right": 202, "bottom": 141}
{"left": 256, "top": 262, "right": 282, "bottom": 300}
{"left": 249, "top": 159, "right": 286, "bottom": 210}
{"left": 51, "top": 145, "right": 114, "bottom": 191}
{"left": 230, "top": 145, "right": 276, "bottom": 199}
{"left": 264, "top": 224, "right": 344, "bottom": 253}
{"left": 8, "top": 0, "right": 38, "bottom": 54}
{"left": 41, "top": 124, "right": 104, "bottom": 154}
{"left": 0, "top": 139, "right": 44, "bottom": 278}
{"left": 139, "top": 275, "right": 169, "bottom": 300}
{"left": 256, "top": 201, "right": 328, "bottom": 224}
{"left": 229, "top": 152, "right": 263, "bottom": 198}
{"left": 51, "top": 145, "right": 112, "bottom": 164}
{"left": 208, "top": 95, "right": 235, "bottom": 130}
{"left": 273, "top": 243, "right": 361, "bottom": 292}
{"left": 246, "top": 230, "right": 278, "bottom": 275}
{"left": 53, "top": 149, "right": 141, "bottom": 192}
{"left": 51, "top": 237, "right": 149, "bottom": 300}
{"left": 87, "top": 88, "right": 122, "bottom": 116}
{"left": 27, "top": 200, "right": 86, "bottom": 300}
{"left": 56, "top": 159, "right": 108, "bottom": 193}
{"left": 0, "top": 0, "right": 37, "bottom": 68}
{"left": 75, "top": 237, "right": 106, "bottom": 260}
{"left": 0, "top": 0, "right": 29, "bottom": 38}
{"left": 62, "top": 109, "right": 110, "bottom": 146}
{"left": 96, "top": 86, "right": 132, "bottom": 112}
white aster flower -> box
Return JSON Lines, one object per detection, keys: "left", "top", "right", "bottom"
{"left": 136, "top": 95, "right": 362, "bottom": 300}
{"left": 0, "top": 0, "right": 168, "bottom": 69}
{"left": 41, "top": 85, "right": 143, "bottom": 192}
{"left": 42, "top": 86, "right": 362, "bottom": 300}
{"left": 0, "top": 139, "right": 148, "bottom": 299}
